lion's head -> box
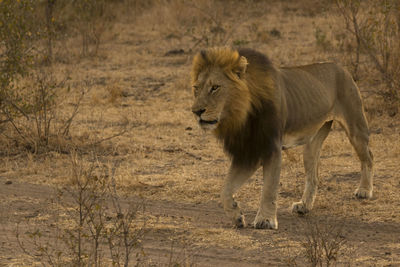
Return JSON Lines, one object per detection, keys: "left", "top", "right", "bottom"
{"left": 191, "top": 48, "right": 252, "bottom": 134}
{"left": 190, "top": 48, "right": 279, "bottom": 168}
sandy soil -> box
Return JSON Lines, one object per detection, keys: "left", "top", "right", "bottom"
{"left": 1, "top": 1, "right": 400, "bottom": 266}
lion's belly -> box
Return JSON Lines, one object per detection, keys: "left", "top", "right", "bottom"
{"left": 282, "top": 118, "right": 332, "bottom": 149}
{"left": 282, "top": 134, "right": 311, "bottom": 149}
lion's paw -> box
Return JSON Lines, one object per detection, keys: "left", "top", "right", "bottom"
{"left": 253, "top": 215, "right": 278, "bottom": 230}
{"left": 291, "top": 201, "right": 310, "bottom": 215}
{"left": 233, "top": 214, "right": 246, "bottom": 228}
{"left": 354, "top": 187, "right": 372, "bottom": 199}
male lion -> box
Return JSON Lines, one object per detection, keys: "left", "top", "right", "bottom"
{"left": 191, "top": 48, "right": 373, "bottom": 229}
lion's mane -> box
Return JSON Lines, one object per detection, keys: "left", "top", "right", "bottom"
{"left": 191, "top": 48, "right": 282, "bottom": 167}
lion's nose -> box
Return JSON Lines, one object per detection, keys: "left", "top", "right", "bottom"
{"left": 192, "top": 108, "right": 206, "bottom": 117}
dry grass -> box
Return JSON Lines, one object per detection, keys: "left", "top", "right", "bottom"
{"left": 1, "top": 0, "right": 400, "bottom": 265}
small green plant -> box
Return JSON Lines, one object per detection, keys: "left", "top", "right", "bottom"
{"left": 233, "top": 39, "right": 250, "bottom": 47}
{"left": 0, "top": 0, "right": 37, "bottom": 125}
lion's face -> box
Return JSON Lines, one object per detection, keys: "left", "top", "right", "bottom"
{"left": 191, "top": 67, "right": 234, "bottom": 131}
{"left": 191, "top": 49, "right": 251, "bottom": 134}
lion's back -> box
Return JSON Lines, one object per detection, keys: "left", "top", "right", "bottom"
{"left": 279, "top": 62, "right": 362, "bottom": 133}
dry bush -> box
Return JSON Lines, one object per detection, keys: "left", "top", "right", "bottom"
{"left": 139, "top": 0, "right": 257, "bottom": 49}
{"left": 0, "top": 69, "right": 87, "bottom": 154}
{"left": 299, "top": 217, "right": 351, "bottom": 267}
{"left": 68, "top": 0, "right": 116, "bottom": 57}
{"left": 0, "top": 0, "right": 127, "bottom": 154}
{"left": 336, "top": 0, "right": 400, "bottom": 106}
{"left": 17, "top": 152, "right": 147, "bottom": 266}
{"left": 0, "top": 0, "right": 79, "bottom": 154}
{"left": 0, "top": 0, "right": 37, "bottom": 126}
{"left": 28, "top": 0, "right": 119, "bottom": 61}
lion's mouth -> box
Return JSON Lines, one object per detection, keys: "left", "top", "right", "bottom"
{"left": 199, "top": 119, "right": 218, "bottom": 125}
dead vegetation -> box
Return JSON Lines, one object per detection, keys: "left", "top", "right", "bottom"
{"left": 300, "top": 217, "right": 350, "bottom": 267}
{"left": 336, "top": 0, "right": 400, "bottom": 107}
{"left": 1, "top": 0, "right": 400, "bottom": 265}
{"left": 16, "top": 152, "right": 147, "bottom": 266}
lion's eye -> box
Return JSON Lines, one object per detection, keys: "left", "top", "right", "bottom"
{"left": 193, "top": 86, "right": 199, "bottom": 95}
{"left": 210, "top": 85, "right": 220, "bottom": 93}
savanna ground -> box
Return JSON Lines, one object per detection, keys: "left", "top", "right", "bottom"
{"left": 1, "top": 0, "right": 400, "bottom": 266}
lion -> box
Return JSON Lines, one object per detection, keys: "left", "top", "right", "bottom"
{"left": 191, "top": 48, "right": 373, "bottom": 229}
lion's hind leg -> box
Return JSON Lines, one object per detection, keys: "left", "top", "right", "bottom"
{"left": 337, "top": 80, "right": 374, "bottom": 199}
{"left": 292, "top": 121, "right": 333, "bottom": 215}
{"left": 340, "top": 117, "right": 374, "bottom": 199}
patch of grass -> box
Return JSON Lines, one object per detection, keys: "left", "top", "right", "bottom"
{"left": 233, "top": 39, "right": 250, "bottom": 47}
{"left": 315, "top": 26, "right": 332, "bottom": 51}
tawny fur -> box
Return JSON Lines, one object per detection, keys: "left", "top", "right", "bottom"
{"left": 191, "top": 47, "right": 373, "bottom": 230}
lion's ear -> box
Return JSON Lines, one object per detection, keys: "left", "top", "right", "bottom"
{"left": 200, "top": 50, "right": 208, "bottom": 61}
{"left": 234, "top": 56, "right": 248, "bottom": 78}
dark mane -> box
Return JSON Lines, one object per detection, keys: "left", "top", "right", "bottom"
{"left": 221, "top": 49, "right": 280, "bottom": 168}
{"left": 222, "top": 98, "right": 280, "bottom": 168}
{"left": 238, "top": 48, "right": 273, "bottom": 72}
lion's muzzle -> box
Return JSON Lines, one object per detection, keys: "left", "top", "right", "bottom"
{"left": 192, "top": 108, "right": 219, "bottom": 130}
{"left": 192, "top": 109, "right": 217, "bottom": 124}
{"left": 192, "top": 108, "right": 206, "bottom": 117}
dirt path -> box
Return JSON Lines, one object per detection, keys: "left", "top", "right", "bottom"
{"left": 1, "top": 178, "right": 399, "bottom": 266}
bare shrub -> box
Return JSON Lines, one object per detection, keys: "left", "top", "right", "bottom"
{"left": 106, "top": 162, "right": 147, "bottom": 266}
{"left": 185, "top": 0, "right": 235, "bottom": 47}
{"left": 38, "top": 0, "right": 118, "bottom": 61}
{"left": 69, "top": 0, "right": 116, "bottom": 57}
{"left": 0, "top": 68, "right": 87, "bottom": 154}
{"left": 141, "top": 0, "right": 253, "bottom": 49}
{"left": 17, "top": 152, "right": 147, "bottom": 266}
{"left": 63, "top": 152, "right": 147, "bottom": 266}
{"left": 279, "top": 241, "right": 300, "bottom": 267}
{"left": 336, "top": 0, "right": 400, "bottom": 104}
{"left": 300, "top": 217, "right": 349, "bottom": 267}
{"left": 0, "top": 0, "right": 89, "bottom": 153}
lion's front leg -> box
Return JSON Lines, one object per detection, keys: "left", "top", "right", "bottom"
{"left": 254, "top": 150, "right": 281, "bottom": 230}
{"left": 221, "top": 164, "right": 257, "bottom": 228}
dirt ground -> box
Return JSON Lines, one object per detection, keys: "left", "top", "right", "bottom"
{"left": 1, "top": 1, "right": 400, "bottom": 266}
